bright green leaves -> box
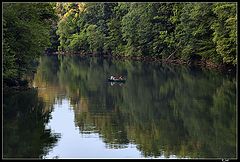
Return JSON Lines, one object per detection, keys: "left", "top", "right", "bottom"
{"left": 86, "top": 25, "right": 105, "bottom": 53}
{"left": 211, "top": 3, "right": 237, "bottom": 65}
{"left": 121, "top": 3, "right": 175, "bottom": 56}
{"left": 54, "top": 2, "right": 236, "bottom": 67}
{"left": 69, "top": 32, "right": 88, "bottom": 52}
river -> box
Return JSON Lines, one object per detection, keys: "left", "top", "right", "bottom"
{"left": 3, "top": 55, "right": 237, "bottom": 159}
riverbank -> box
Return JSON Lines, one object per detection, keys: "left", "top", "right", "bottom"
{"left": 47, "top": 51, "right": 236, "bottom": 74}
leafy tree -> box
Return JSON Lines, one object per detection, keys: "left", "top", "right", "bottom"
{"left": 172, "top": 3, "right": 217, "bottom": 62}
{"left": 211, "top": 3, "right": 237, "bottom": 65}
{"left": 54, "top": 2, "right": 236, "bottom": 67}
{"left": 86, "top": 25, "right": 105, "bottom": 53}
{"left": 3, "top": 3, "right": 56, "bottom": 80}
{"left": 56, "top": 3, "right": 80, "bottom": 51}
{"left": 121, "top": 3, "right": 154, "bottom": 56}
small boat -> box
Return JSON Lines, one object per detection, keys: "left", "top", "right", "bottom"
{"left": 108, "top": 76, "right": 126, "bottom": 83}
{"left": 108, "top": 78, "right": 126, "bottom": 83}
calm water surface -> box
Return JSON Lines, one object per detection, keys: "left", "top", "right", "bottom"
{"left": 3, "top": 55, "right": 237, "bottom": 159}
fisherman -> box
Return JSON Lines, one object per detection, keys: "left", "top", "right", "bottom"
{"left": 110, "top": 76, "right": 116, "bottom": 80}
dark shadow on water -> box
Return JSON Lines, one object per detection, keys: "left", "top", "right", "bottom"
{"left": 3, "top": 88, "right": 60, "bottom": 159}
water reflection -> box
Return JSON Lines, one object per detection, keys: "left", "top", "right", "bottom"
{"left": 4, "top": 55, "right": 236, "bottom": 159}
{"left": 3, "top": 88, "right": 60, "bottom": 159}
{"left": 37, "top": 55, "right": 236, "bottom": 158}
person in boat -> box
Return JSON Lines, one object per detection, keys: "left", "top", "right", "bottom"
{"left": 110, "top": 76, "right": 116, "bottom": 80}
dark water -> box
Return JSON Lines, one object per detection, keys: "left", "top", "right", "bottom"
{"left": 3, "top": 55, "right": 237, "bottom": 159}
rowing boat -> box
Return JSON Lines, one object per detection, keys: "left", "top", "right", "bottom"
{"left": 108, "top": 78, "right": 126, "bottom": 83}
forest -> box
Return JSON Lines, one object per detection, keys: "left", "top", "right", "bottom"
{"left": 3, "top": 2, "right": 237, "bottom": 82}
{"left": 3, "top": 2, "right": 237, "bottom": 158}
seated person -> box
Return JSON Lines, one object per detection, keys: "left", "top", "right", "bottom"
{"left": 110, "top": 76, "right": 116, "bottom": 80}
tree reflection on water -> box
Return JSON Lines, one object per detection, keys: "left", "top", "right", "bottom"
{"left": 5, "top": 55, "right": 235, "bottom": 159}
{"left": 3, "top": 88, "right": 60, "bottom": 159}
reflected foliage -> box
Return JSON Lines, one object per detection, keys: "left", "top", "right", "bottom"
{"left": 3, "top": 88, "right": 60, "bottom": 158}
{"left": 33, "top": 55, "right": 236, "bottom": 158}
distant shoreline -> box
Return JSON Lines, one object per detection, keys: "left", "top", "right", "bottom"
{"left": 3, "top": 51, "right": 236, "bottom": 89}
{"left": 45, "top": 51, "right": 236, "bottom": 73}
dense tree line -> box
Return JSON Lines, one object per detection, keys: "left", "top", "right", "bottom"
{"left": 55, "top": 2, "right": 236, "bottom": 66}
{"left": 3, "top": 3, "right": 56, "bottom": 81}
{"left": 3, "top": 2, "right": 236, "bottom": 82}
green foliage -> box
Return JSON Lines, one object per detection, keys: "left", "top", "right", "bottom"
{"left": 69, "top": 31, "right": 89, "bottom": 52}
{"left": 3, "top": 3, "right": 56, "bottom": 80}
{"left": 173, "top": 3, "right": 217, "bottom": 61}
{"left": 86, "top": 25, "right": 105, "bottom": 53}
{"left": 2, "top": 2, "right": 237, "bottom": 81}
{"left": 55, "top": 2, "right": 236, "bottom": 66}
{"left": 3, "top": 38, "right": 17, "bottom": 78}
{"left": 56, "top": 3, "right": 80, "bottom": 51}
{"left": 211, "top": 3, "right": 237, "bottom": 65}
{"left": 122, "top": 3, "right": 153, "bottom": 56}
